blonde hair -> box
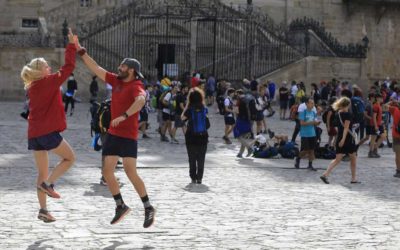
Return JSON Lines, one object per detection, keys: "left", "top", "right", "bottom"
{"left": 332, "top": 97, "right": 351, "bottom": 111}
{"left": 20, "top": 58, "right": 47, "bottom": 89}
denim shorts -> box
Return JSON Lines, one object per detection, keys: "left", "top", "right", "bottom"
{"left": 28, "top": 132, "right": 63, "bottom": 151}
{"left": 102, "top": 133, "right": 138, "bottom": 158}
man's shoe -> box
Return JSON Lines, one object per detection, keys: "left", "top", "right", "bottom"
{"left": 320, "top": 175, "right": 329, "bottom": 184}
{"left": 143, "top": 206, "right": 156, "bottom": 228}
{"left": 394, "top": 171, "right": 400, "bottom": 178}
{"left": 38, "top": 209, "right": 56, "bottom": 223}
{"left": 171, "top": 138, "right": 179, "bottom": 144}
{"left": 161, "top": 135, "right": 169, "bottom": 142}
{"left": 246, "top": 148, "right": 253, "bottom": 157}
{"left": 110, "top": 205, "right": 131, "bottom": 225}
{"left": 37, "top": 182, "right": 60, "bottom": 199}
{"left": 143, "top": 134, "right": 151, "bottom": 139}
{"left": 196, "top": 179, "right": 202, "bottom": 184}
{"left": 236, "top": 153, "right": 243, "bottom": 158}
{"left": 307, "top": 165, "right": 317, "bottom": 171}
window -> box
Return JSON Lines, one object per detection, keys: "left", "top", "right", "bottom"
{"left": 80, "top": 0, "right": 92, "bottom": 7}
{"left": 22, "top": 19, "right": 38, "bottom": 28}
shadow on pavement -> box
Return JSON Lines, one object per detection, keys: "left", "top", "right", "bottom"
{"left": 83, "top": 183, "right": 116, "bottom": 198}
{"left": 26, "top": 239, "right": 51, "bottom": 250}
{"left": 182, "top": 183, "right": 210, "bottom": 193}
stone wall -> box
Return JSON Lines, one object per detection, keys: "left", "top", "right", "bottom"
{"left": 223, "top": 0, "right": 400, "bottom": 84}
{"left": 258, "top": 56, "right": 366, "bottom": 92}
{"left": 0, "top": 47, "right": 106, "bottom": 101}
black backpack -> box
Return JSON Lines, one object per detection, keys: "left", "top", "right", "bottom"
{"left": 90, "top": 100, "right": 111, "bottom": 136}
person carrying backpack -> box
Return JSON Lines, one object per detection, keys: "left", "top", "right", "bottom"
{"left": 181, "top": 87, "right": 210, "bottom": 184}
{"left": 322, "top": 97, "right": 338, "bottom": 148}
{"left": 233, "top": 89, "right": 253, "bottom": 158}
{"left": 223, "top": 88, "right": 236, "bottom": 144}
{"left": 386, "top": 101, "right": 400, "bottom": 177}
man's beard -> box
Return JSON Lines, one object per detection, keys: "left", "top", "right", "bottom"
{"left": 117, "top": 70, "right": 129, "bottom": 80}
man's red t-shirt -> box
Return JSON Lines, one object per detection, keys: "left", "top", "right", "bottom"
{"left": 191, "top": 77, "right": 199, "bottom": 88}
{"left": 27, "top": 43, "right": 76, "bottom": 139}
{"left": 371, "top": 103, "right": 383, "bottom": 127}
{"left": 389, "top": 105, "right": 400, "bottom": 139}
{"left": 105, "top": 72, "right": 146, "bottom": 140}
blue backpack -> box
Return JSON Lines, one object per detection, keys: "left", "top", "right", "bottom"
{"left": 190, "top": 107, "right": 209, "bottom": 135}
{"left": 278, "top": 141, "right": 300, "bottom": 159}
{"left": 351, "top": 96, "right": 365, "bottom": 123}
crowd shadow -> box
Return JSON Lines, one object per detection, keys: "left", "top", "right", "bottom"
{"left": 82, "top": 183, "right": 120, "bottom": 198}
{"left": 26, "top": 239, "right": 51, "bottom": 250}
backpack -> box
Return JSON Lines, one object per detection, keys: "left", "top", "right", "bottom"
{"left": 278, "top": 141, "right": 299, "bottom": 159}
{"left": 289, "top": 104, "right": 299, "bottom": 120}
{"left": 90, "top": 100, "right": 111, "bottom": 136}
{"left": 351, "top": 96, "right": 365, "bottom": 124}
{"left": 248, "top": 98, "right": 258, "bottom": 121}
{"left": 322, "top": 106, "right": 335, "bottom": 124}
{"left": 159, "top": 91, "right": 170, "bottom": 108}
{"left": 217, "top": 96, "right": 225, "bottom": 115}
{"left": 254, "top": 147, "right": 279, "bottom": 158}
{"left": 190, "top": 107, "right": 210, "bottom": 135}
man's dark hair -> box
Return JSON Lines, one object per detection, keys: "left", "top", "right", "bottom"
{"left": 341, "top": 89, "right": 352, "bottom": 98}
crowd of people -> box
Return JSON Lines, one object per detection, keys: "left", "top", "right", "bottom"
{"left": 19, "top": 28, "right": 400, "bottom": 226}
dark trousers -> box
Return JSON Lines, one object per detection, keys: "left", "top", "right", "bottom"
{"left": 186, "top": 143, "right": 207, "bottom": 181}
{"left": 64, "top": 96, "right": 75, "bottom": 113}
{"left": 291, "top": 119, "right": 300, "bottom": 142}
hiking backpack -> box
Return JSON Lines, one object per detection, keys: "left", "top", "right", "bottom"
{"left": 351, "top": 96, "right": 365, "bottom": 124}
{"left": 190, "top": 107, "right": 210, "bottom": 135}
{"left": 90, "top": 100, "right": 111, "bottom": 136}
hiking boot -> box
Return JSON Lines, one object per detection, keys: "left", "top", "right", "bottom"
{"left": 143, "top": 206, "right": 156, "bottom": 228}
{"left": 142, "top": 134, "right": 151, "bottom": 139}
{"left": 394, "top": 171, "right": 400, "bottom": 178}
{"left": 38, "top": 209, "right": 56, "bottom": 223}
{"left": 320, "top": 175, "right": 329, "bottom": 184}
{"left": 294, "top": 157, "right": 300, "bottom": 169}
{"left": 37, "top": 182, "right": 60, "bottom": 199}
{"left": 110, "top": 205, "right": 131, "bottom": 225}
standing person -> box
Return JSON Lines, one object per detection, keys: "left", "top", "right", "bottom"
{"left": 278, "top": 81, "right": 289, "bottom": 120}
{"left": 233, "top": 89, "right": 253, "bottom": 158}
{"left": 358, "top": 93, "right": 375, "bottom": 147}
{"left": 324, "top": 97, "right": 338, "bottom": 148}
{"left": 172, "top": 85, "right": 189, "bottom": 138}
{"left": 64, "top": 73, "right": 78, "bottom": 116}
{"left": 255, "top": 85, "right": 268, "bottom": 135}
{"left": 320, "top": 97, "right": 360, "bottom": 184}
{"left": 206, "top": 75, "right": 216, "bottom": 106}
{"left": 139, "top": 85, "right": 151, "bottom": 139}
{"left": 368, "top": 94, "right": 385, "bottom": 158}
{"left": 289, "top": 80, "right": 298, "bottom": 108}
{"left": 89, "top": 75, "right": 98, "bottom": 102}
{"left": 386, "top": 101, "right": 400, "bottom": 177}
{"left": 181, "top": 87, "right": 209, "bottom": 184}
{"left": 76, "top": 38, "right": 155, "bottom": 227}
{"left": 223, "top": 88, "right": 236, "bottom": 144}
{"left": 161, "top": 84, "right": 179, "bottom": 143}
{"left": 294, "top": 98, "right": 319, "bottom": 171}
{"left": 310, "top": 83, "right": 321, "bottom": 105}
{"left": 20, "top": 28, "right": 77, "bottom": 223}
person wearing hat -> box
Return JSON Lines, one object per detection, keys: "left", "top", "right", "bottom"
{"left": 74, "top": 37, "right": 155, "bottom": 228}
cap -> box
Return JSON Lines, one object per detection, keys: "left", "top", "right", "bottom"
{"left": 121, "top": 58, "right": 144, "bottom": 79}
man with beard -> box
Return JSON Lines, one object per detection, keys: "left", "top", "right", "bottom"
{"left": 75, "top": 37, "right": 155, "bottom": 228}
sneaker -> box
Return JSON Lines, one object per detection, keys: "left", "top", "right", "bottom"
{"left": 307, "top": 165, "right": 317, "bottom": 171}
{"left": 170, "top": 138, "right": 179, "bottom": 144}
{"left": 294, "top": 157, "right": 300, "bottom": 169}
{"left": 320, "top": 175, "right": 329, "bottom": 184}
{"left": 394, "top": 171, "right": 400, "bottom": 178}
{"left": 143, "top": 206, "right": 156, "bottom": 228}
{"left": 37, "top": 182, "right": 60, "bottom": 199}
{"left": 100, "top": 176, "right": 107, "bottom": 186}
{"left": 267, "top": 110, "right": 275, "bottom": 117}
{"left": 196, "top": 179, "right": 202, "bottom": 184}
{"left": 374, "top": 151, "right": 381, "bottom": 158}
{"left": 236, "top": 153, "right": 243, "bottom": 158}
{"left": 161, "top": 135, "right": 169, "bottom": 142}
{"left": 246, "top": 148, "right": 253, "bottom": 157}
{"left": 38, "top": 209, "right": 56, "bottom": 223}
{"left": 110, "top": 205, "right": 131, "bottom": 225}
{"left": 267, "top": 129, "right": 275, "bottom": 139}
{"left": 142, "top": 134, "right": 151, "bottom": 139}
{"left": 225, "top": 138, "right": 232, "bottom": 144}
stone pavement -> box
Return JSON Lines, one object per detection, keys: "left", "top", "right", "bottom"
{"left": 1, "top": 101, "right": 400, "bottom": 250}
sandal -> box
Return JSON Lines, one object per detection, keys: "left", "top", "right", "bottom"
{"left": 350, "top": 181, "right": 361, "bottom": 184}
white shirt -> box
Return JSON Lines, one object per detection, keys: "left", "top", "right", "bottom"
{"left": 291, "top": 85, "right": 298, "bottom": 96}
{"left": 298, "top": 102, "right": 317, "bottom": 113}
{"left": 224, "top": 97, "right": 233, "bottom": 117}
{"left": 162, "top": 92, "right": 172, "bottom": 114}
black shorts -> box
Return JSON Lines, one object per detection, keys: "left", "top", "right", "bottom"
{"left": 366, "top": 125, "right": 384, "bottom": 136}
{"left": 224, "top": 116, "right": 235, "bottom": 125}
{"left": 300, "top": 137, "right": 316, "bottom": 151}
{"left": 255, "top": 111, "right": 264, "bottom": 121}
{"left": 206, "top": 90, "right": 215, "bottom": 97}
{"left": 280, "top": 100, "right": 288, "bottom": 110}
{"left": 139, "top": 109, "right": 148, "bottom": 122}
{"left": 102, "top": 133, "right": 138, "bottom": 158}
{"left": 162, "top": 112, "right": 174, "bottom": 121}
{"left": 174, "top": 115, "right": 185, "bottom": 128}
{"left": 28, "top": 132, "right": 63, "bottom": 151}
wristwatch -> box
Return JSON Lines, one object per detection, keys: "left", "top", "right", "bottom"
{"left": 123, "top": 112, "right": 129, "bottom": 118}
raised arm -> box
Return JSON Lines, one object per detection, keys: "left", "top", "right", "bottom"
{"left": 75, "top": 36, "right": 107, "bottom": 82}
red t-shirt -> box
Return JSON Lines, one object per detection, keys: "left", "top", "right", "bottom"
{"left": 105, "top": 72, "right": 146, "bottom": 140}
{"left": 389, "top": 105, "right": 400, "bottom": 139}
{"left": 27, "top": 43, "right": 76, "bottom": 139}
{"left": 370, "top": 103, "right": 382, "bottom": 127}
{"left": 191, "top": 77, "right": 199, "bottom": 88}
